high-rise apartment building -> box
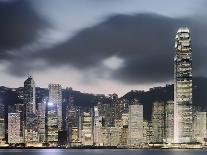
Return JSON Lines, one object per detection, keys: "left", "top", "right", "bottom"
{"left": 174, "top": 27, "right": 193, "bottom": 143}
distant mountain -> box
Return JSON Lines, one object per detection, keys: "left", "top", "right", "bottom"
{"left": 122, "top": 77, "right": 207, "bottom": 120}
{"left": 122, "top": 84, "right": 173, "bottom": 120}
{"left": 192, "top": 77, "right": 207, "bottom": 109}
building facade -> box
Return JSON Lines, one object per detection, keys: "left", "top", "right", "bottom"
{"left": 8, "top": 113, "right": 21, "bottom": 144}
{"left": 24, "top": 76, "right": 37, "bottom": 144}
{"left": 174, "top": 27, "right": 193, "bottom": 143}
{"left": 93, "top": 106, "right": 103, "bottom": 146}
{"left": 127, "top": 104, "right": 143, "bottom": 147}
{"left": 152, "top": 102, "right": 165, "bottom": 143}
{"left": 193, "top": 111, "right": 207, "bottom": 143}
{"left": 165, "top": 101, "right": 174, "bottom": 143}
{"left": 24, "top": 76, "right": 36, "bottom": 115}
{"left": 37, "top": 101, "right": 46, "bottom": 143}
{"left": 47, "top": 84, "right": 62, "bottom": 145}
{"left": 66, "top": 99, "right": 80, "bottom": 146}
{"left": 81, "top": 111, "right": 93, "bottom": 146}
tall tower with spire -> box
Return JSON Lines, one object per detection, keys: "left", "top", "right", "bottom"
{"left": 174, "top": 27, "right": 193, "bottom": 143}
{"left": 24, "top": 76, "right": 38, "bottom": 144}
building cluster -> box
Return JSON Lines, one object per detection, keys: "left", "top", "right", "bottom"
{"left": 0, "top": 27, "right": 206, "bottom": 148}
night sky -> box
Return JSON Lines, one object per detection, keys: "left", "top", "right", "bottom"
{"left": 0, "top": 0, "right": 207, "bottom": 95}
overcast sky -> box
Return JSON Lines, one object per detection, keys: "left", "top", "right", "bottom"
{"left": 0, "top": 0, "right": 207, "bottom": 96}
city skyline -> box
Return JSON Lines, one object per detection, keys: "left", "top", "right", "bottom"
{"left": 1, "top": 0, "right": 207, "bottom": 96}
{"left": 0, "top": 27, "right": 207, "bottom": 148}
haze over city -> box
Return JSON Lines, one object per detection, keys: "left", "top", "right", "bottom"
{"left": 1, "top": 0, "right": 207, "bottom": 96}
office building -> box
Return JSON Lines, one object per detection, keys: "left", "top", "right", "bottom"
{"left": 152, "top": 102, "right": 165, "bottom": 143}
{"left": 8, "top": 113, "right": 21, "bottom": 144}
{"left": 93, "top": 106, "right": 103, "bottom": 146}
{"left": 174, "top": 27, "right": 193, "bottom": 143}
{"left": 24, "top": 76, "right": 38, "bottom": 144}
{"left": 47, "top": 84, "right": 62, "bottom": 145}
{"left": 37, "top": 101, "right": 46, "bottom": 143}
{"left": 66, "top": 99, "right": 79, "bottom": 146}
{"left": 81, "top": 111, "right": 93, "bottom": 146}
{"left": 24, "top": 76, "right": 36, "bottom": 114}
{"left": 127, "top": 104, "right": 143, "bottom": 147}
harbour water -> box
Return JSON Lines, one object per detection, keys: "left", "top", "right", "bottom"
{"left": 0, "top": 149, "right": 207, "bottom": 155}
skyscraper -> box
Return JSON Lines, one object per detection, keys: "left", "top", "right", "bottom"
{"left": 127, "top": 104, "right": 143, "bottom": 147}
{"left": 24, "top": 76, "right": 38, "bottom": 145}
{"left": 174, "top": 27, "right": 193, "bottom": 143}
{"left": 66, "top": 98, "right": 80, "bottom": 146}
{"left": 24, "top": 76, "right": 36, "bottom": 115}
{"left": 93, "top": 106, "right": 103, "bottom": 146}
{"left": 37, "top": 100, "right": 46, "bottom": 143}
{"left": 47, "top": 84, "right": 62, "bottom": 145}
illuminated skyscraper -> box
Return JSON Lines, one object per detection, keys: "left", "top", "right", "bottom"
{"left": 24, "top": 76, "right": 36, "bottom": 115}
{"left": 24, "top": 76, "right": 38, "bottom": 144}
{"left": 174, "top": 27, "right": 193, "bottom": 143}
{"left": 47, "top": 84, "right": 62, "bottom": 145}
{"left": 66, "top": 98, "right": 80, "bottom": 146}
{"left": 37, "top": 100, "right": 46, "bottom": 143}
{"left": 93, "top": 106, "right": 103, "bottom": 146}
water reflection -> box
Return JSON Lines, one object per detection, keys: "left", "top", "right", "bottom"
{"left": 0, "top": 149, "right": 206, "bottom": 155}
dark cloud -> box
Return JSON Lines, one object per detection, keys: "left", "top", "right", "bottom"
{"left": 0, "top": 0, "right": 48, "bottom": 59}
{"left": 3, "top": 12, "right": 207, "bottom": 84}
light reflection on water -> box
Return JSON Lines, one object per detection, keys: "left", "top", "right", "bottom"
{"left": 0, "top": 149, "right": 206, "bottom": 155}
